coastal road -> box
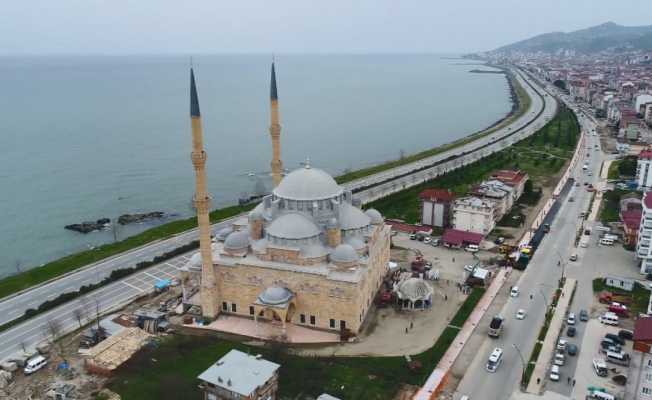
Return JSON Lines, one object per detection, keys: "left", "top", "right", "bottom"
{"left": 455, "top": 88, "right": 602, "bottom": 400}
{"left": 0, "top": 66, "right": 556, "bottom": 363}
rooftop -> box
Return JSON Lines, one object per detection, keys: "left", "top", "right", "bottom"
{"left": 442, "top": 228, "right": 483, "bottom": 246}
{"left": 634, "top": 317, "right": 652, "bottom": 342}
{"left": 197, "top": 350, "right": 280, "bottom": 396}
{"left": 419, "top": 188, "right": 455, "bottom": 202}
{"left": 639, "top": 147, "right": 652, "bottom": 160}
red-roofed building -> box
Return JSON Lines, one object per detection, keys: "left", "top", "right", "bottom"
{"left": 637, "top": 192, "right": 652, "bottom": 274}
{"left": 634, "top": 317, "right": 652, "bottom": 353}
{"left": 441, "top": 228, "right": 483, "bottom": 248}
{"left": 638, "top": 148, "right": 652, "bottom": 190}
{"left": 621, "top": 208, "right": 642, "bottom": 247}
{"left": 491, "top": 170, "right": 529, "bottom": 200}
{"left": 419, "top": 189, "right": 455, "bottom": 228}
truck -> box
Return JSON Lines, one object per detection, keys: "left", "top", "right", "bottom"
{"left": 488, "top": 316, "right": 504, "bottom": 338}
{"left": 599, "top": 291, "right": 632, "bottom": 306}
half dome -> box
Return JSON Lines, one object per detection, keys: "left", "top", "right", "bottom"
{"left": 330, "top": 243, "right": 358, "bottom": 264}
{"left": 273, "top": 165, "right": 343, "bottom": 201}
{"left": 365, "top": 208, "right": 383, "bottom": 225}
{"left": 339, "top": 203, "right": 371, "bottom": 230}
{"left": 224, "top": 230, "right": 250, "bottom": 251}
{"left": 257, "top": 286, "right": 294, "bottom": 305}
{"left": 267, "top": 213, "right": 320, "bottom": 239}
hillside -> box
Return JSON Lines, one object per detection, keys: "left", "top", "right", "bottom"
{"left": 490, "top": 22, "right": 652, "bottom": 55}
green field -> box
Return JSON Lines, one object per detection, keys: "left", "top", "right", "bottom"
{"left": 109, "top": 288, "right": 485, "bottom": 400}
{"left": 367, "top": 107, "right": 580, "bottom": 223}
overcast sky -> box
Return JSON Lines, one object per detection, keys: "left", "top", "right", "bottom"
{"left": 3, "top": 0, "right": 652, "bottom": 55}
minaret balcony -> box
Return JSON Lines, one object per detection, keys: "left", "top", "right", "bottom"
{"left": 191, "top": 150, "right": 207, "bottom": 168}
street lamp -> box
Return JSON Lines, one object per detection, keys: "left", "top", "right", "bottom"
{"left": 512, "top": 343, "right": 528, "bottom": 389}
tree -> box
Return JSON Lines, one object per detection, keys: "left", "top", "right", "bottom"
{"left": 524, "top": 180, "right": 534, "bottom": 194}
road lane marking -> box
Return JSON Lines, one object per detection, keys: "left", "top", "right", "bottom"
{"left": 122, "top": 281, "right": 145, "bottom": 292}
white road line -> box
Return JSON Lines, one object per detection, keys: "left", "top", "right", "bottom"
{"left": 121, "top": 281, "right": 145, "bottom": 292}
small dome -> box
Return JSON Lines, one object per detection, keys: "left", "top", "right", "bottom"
{"left": 215, "top": 227, "right": 233, "bottom": 241}
{"left": 330, "top": 244, "right": 358, "bottom": 264}
{"left": 365, "top": 209, "right": 383, "bottom": 225}
{"left": 397, "top": 278, "right": 434, "bottom": 302}
{"left": 345, "top": 236, "right": 366, "bottom": 250}
{"left": 187, "top": 252, "right": 202, "bottom": 269}
{"left": 257, "top": 286, "right": 293, "bottom": 305}
{"left": 224, "top": 230, "right": 250, "bottom": 251}
{"left": 273, "top": 165, "right": 343, "bottom": 201}
{"left": 267, "top": 213, "right": 320, "bottom": 240}
{"left": 249, "top": 209, "right": 264, "bottom": 221}
{"left": 339, "top": 203, "right": 371, "bottom": 230}
{"left": 327, "top": 217, "right": 339, "bottom": 229}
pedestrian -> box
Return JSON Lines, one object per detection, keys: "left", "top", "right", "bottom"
{"left": 536, "top": 378, "right": 540, "bottom": 385}
{"left": 510, "top": 285, "right": 513, "bottom": 291}
{"left": 445, "top": 294, "right": 448, "bottom": 301}
{"left": 410, "top": 322, "right": 413, "bottom": 330}
{"left": 530, "top": 294, "right": 533, "bottom": 300}
{"left": 572, "top": 379, "right": 575, "bottom": 387}
{"left": 452, "top": 257, "right": 455, "bottom": 263}
{"left": 405, "top": 327, "right": 408, "bottom": 334}
{"left": 567, "top": 377, "right": 570, "bottom": 385}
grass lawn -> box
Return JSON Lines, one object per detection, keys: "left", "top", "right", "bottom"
{"left": 608, "top": 161, "right": 621, "bottom": 180}
{"left": 0, "top": 203, "right": 255, "bottom": 300}
{"left": 109, "top": 288, "right": 485, "bottom": 400}
{"left": 368, "top": 108, "right": 579, "bottom": 223}
{"left": 598, "top": 189, "right": 639, "bottom": 225}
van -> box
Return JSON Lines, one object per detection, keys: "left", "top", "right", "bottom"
{"left": 592, "top": 358, "right": 608, "bottom": 377}
{"left": 24, "top": 355, "right": 47, "bottom": 375}
{"left": 600, "top": 312, "right": 619, "bottom": 326}
{"left": 606, "top": 351, "right": 630, "bottom": 366}
{"left": 486, "top": 348, "right": 503, "bottom": 372}
{"left": 596, "top": 226, "right": 611, "bottom": 233}
{"left": 600, "top": 238, "right": 614, "bottom": 246}
{"left": 588, "top": 391, "right": 615, "bottom": 400}
{"left": 603, "top": 234, "right": 618, "bottom": 241}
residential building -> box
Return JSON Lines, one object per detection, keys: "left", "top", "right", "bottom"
{"left": 470, "top": 179, "right": 514, "bottom": 219}
{"left": 198, "top": 350, "right": 280, "bottom": 400}
{"left": 636, "top": 148, "right": 652, "bottom": 190}
{"left": 622, "top": 208, "right": 643, "bottom": 247}
{"left": 491, "top": 170, "right": 529, "bottom": 200}
{"left": 419, "top": 188, "right": 455, "bottom": 227}
{"left": 632, "top": 318, "right": 652, "bottom": 399}
{"left": 636, "top": 192, "right": 652, "bottom": 274}
{"left": 451, "top": 196, "right": 496, "bottom": 235}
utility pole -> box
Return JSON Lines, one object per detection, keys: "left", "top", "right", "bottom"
{"left": 512, "top": 343, "right": 528, "bottom": 389}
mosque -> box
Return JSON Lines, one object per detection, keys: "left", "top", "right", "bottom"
{"left": 182, "top": 63, "right": 391, "bottom": 335}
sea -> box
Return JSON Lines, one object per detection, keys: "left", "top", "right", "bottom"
{"left": 0, "top": 54, "right": 511, "bottom": 276}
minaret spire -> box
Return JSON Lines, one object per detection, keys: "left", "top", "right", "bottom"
{"left": 269, "top": 60, "right": 283, "bottom": 187}
{"left": 189, "top": 67, "right": 219, "bottom": 319}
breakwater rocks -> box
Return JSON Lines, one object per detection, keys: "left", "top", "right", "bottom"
{"left": 117, "top": 211, "right": 165, "bottom": 225}
{"left": 64, "top": 218, "right": 111, "bottom": 234}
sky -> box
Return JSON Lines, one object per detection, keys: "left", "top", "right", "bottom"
{"left": 3, "top": 0, "right": 652, "bottom": 55}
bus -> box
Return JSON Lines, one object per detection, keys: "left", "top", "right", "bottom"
{"left": 486, "top": 348, "right": 503, "bottom": 372}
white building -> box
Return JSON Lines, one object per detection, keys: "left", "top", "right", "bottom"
{"left": 452, "top": 196, "right": 496, "bottom": 236}
{"left": 636, "top": 192, "right": 652, "bottom": 274}
{"left": 637, "top": 149, "right": 652, "bottom": 190}
{"left": 471, "top": 179, "right": 514, "bottom": 220}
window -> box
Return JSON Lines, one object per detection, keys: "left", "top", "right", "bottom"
{"left": 231, "top": 303, "right": 237, "bottom": 313}
{"left": 300, "top": 314, "right": 306, "bottom": 324}
{"left": 648, "top": 358, "right": 652, "bottom": 368}
{"left": 642, "top": 387, "right": 652, "bottom": 396}
{"left": 310, "top": 315, "right": 316, "bottom": 325}
{"left": 329, "top": 319, "right": 335, "bottom": 328}
{"left": 249, "top": 306, "right": 255, "bottom": 316}
{"left": 222, "top": 302, "right": 228, "bottom": 311}
{"left": 340, "top": 320, "right": 346, "bottom": 330}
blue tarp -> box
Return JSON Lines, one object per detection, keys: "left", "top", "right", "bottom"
{"left": 154, "top": 279, "right": 171, "bottom": 290}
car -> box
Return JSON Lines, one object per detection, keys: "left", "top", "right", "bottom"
{"left": 494, "top": 237, "right": 505, "bottom": 245}
{"left": 579, "top": 309, "right": 589, "bottom": 321}
{"left": 554, "top": 352, "right": 565, "bottom": 366}
{"left": 424, "top": 237, "right": 432, "bottom": 244}
{"left": 510, "top": 287, "right": 520, "bottom": 297}
{"left": 619, "top": 330, "right": 634, "bottom": 341}
{"left": 409, "top": 233, "right": 416, "bottom": 240}
{"left": 567, "top": 343, "right": 578, "bottom": 356}
{"left": 557, "top": 339, "right": 568, "bottom": 351}
{"left": 549, "top": 365, "right": 560, "bottom": 381}
{"left": 430, "top": 238, "right": 440, "bottom": 247}
{"left": 605, "top": 333, "right": 625, "bottom": 346}
{"left": 515, "top": 309, "right": 526, "bottom": 320}
{"left": 568, "top": 197, "right": 575, "bottom": 202}
{"left": 575, "top": 182, "right": 580, "bottom": 187}
{"left": 567, "top": 326, "right": 577, "bottom": 337}
{"left": 567, "top": 313, "right": 576, "bottom": 325}
{"left": 569, "top": 253, "right": 578, "bottom": 262}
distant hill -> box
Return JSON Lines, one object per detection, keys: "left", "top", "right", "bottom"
{"left": 489, "top": 22, "right": 652, "bottom": 55}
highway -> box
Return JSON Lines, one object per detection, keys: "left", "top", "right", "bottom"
{"left": 0, "top": 65, "right": 556, "bottom": 363}
{"left": 455, "top": 78, "right": 603, "bottom": 400}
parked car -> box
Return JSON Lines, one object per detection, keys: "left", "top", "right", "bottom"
{"left": 569, "top": 253, "right": 578, "bottom": 262}
{"left": 567, "top": 343, "right": 578, "bottom": 356}
{"left": 550, "top": 365, "right": 560, "bottom": 381}
{"left": 409, "top": 233, "right": 416, "bottom": 240}
{"left": 554, "top": 352, "right": 565, "bottom": 366}
{"left": 567, "top": 326, "right": 577, "bottom": 337}
{"left": 510, "top": 287, "right": 520, "bottom": 297}
{"left": 24, "top": 355, "right": 47, "bottom": 375}
{"left": 605, "top": 333, "right": 625, "bottom": 346}
{"left": 618, "top": 329, "right": 634, "bottom": 341}
{"left": 557, "top": 339, "right": 567, "bottom": 351}
{"left": 424, "top": 237, "right": 432, "bottom": 244}
{"left": 515, "top": 309, "right": 526, "bottom": 320}
{"left": 579, "top": 309, "right": 589, "bottom": 321}
{"left": 567, "top": 313, "right": 576, "bottom": 325}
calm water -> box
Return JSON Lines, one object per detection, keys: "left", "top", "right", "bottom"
{"left": 0, "top": 54, "right": 510, "bottom": 275}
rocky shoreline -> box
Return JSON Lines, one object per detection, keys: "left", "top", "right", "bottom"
{"left": 65, "top": 212, "right": 166, "bottom": 234}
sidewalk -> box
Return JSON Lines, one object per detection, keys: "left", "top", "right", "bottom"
{"left": 413, "top": 268, "right": 510, "bottom": 400}
{"left": 526, "top": 278, "right": 577, "bottom": 394}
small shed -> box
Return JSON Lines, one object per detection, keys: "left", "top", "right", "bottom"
{"left": 605, "top": 276, "right": 635, "bottom": 292}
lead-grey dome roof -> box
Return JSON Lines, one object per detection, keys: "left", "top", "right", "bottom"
{"left": 365, "top": 208, "right": 383, "bottom": 225}
{"left": 339, "top": 203, "right": 371, "bottom": 230}
{"left": 267, "top": 213, "right": 320, "bottom": 239}
{"left": 224, "top": 230, "right": 250, "bottom": 251}
{"left": 273, "top": 165, "right": 343, "bottom": 201}
{"left": 257, "top": 286, "right": 294, "bottom": 305}
{"left": 330, "top": 243, "right": 358, "bottom": 263}
{"left": 215, "top": 227, "right": 234, "bottom": 241}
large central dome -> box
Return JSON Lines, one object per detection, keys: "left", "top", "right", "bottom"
{"left": 273, "top": 165, "right": 343, "bottom": 201}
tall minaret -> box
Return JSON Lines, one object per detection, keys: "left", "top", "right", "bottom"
{"left": 269, "top": 61, "right": 283, "bottom": 187}
{"left": 189, "top": 68, "right": 219, "bottom": 319}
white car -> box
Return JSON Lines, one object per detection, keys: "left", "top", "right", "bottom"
{"left": 557, "top": 339, "right": 568, "bottom": 351}
{"left": 567, "top": 313, "right": 576, "bottom": 325}
{"left": 550, "top": 365, "right": 560, "bottom": 381}
{"left": 510, "top": 287, "right": 520, "bottom": 297}
{"left": 515, "top": 309, "right": 526, "bottom": 320}
{"left": 423, "top": 237, "right": 432, "bottom": 244}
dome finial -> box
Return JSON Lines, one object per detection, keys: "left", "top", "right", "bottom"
{"left": 304, "top": 157, "right": 311, "bottom": 169}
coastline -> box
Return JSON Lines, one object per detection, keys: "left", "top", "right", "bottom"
{"left": 0, "top": 66, "right": 526, "bottom": 299}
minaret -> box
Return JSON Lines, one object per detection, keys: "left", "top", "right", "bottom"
{"left": 269, "top": 61, "right": 283, "bottom": 187}
{"left": 189, "top": 68, "right": 219, "bottom": 319}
